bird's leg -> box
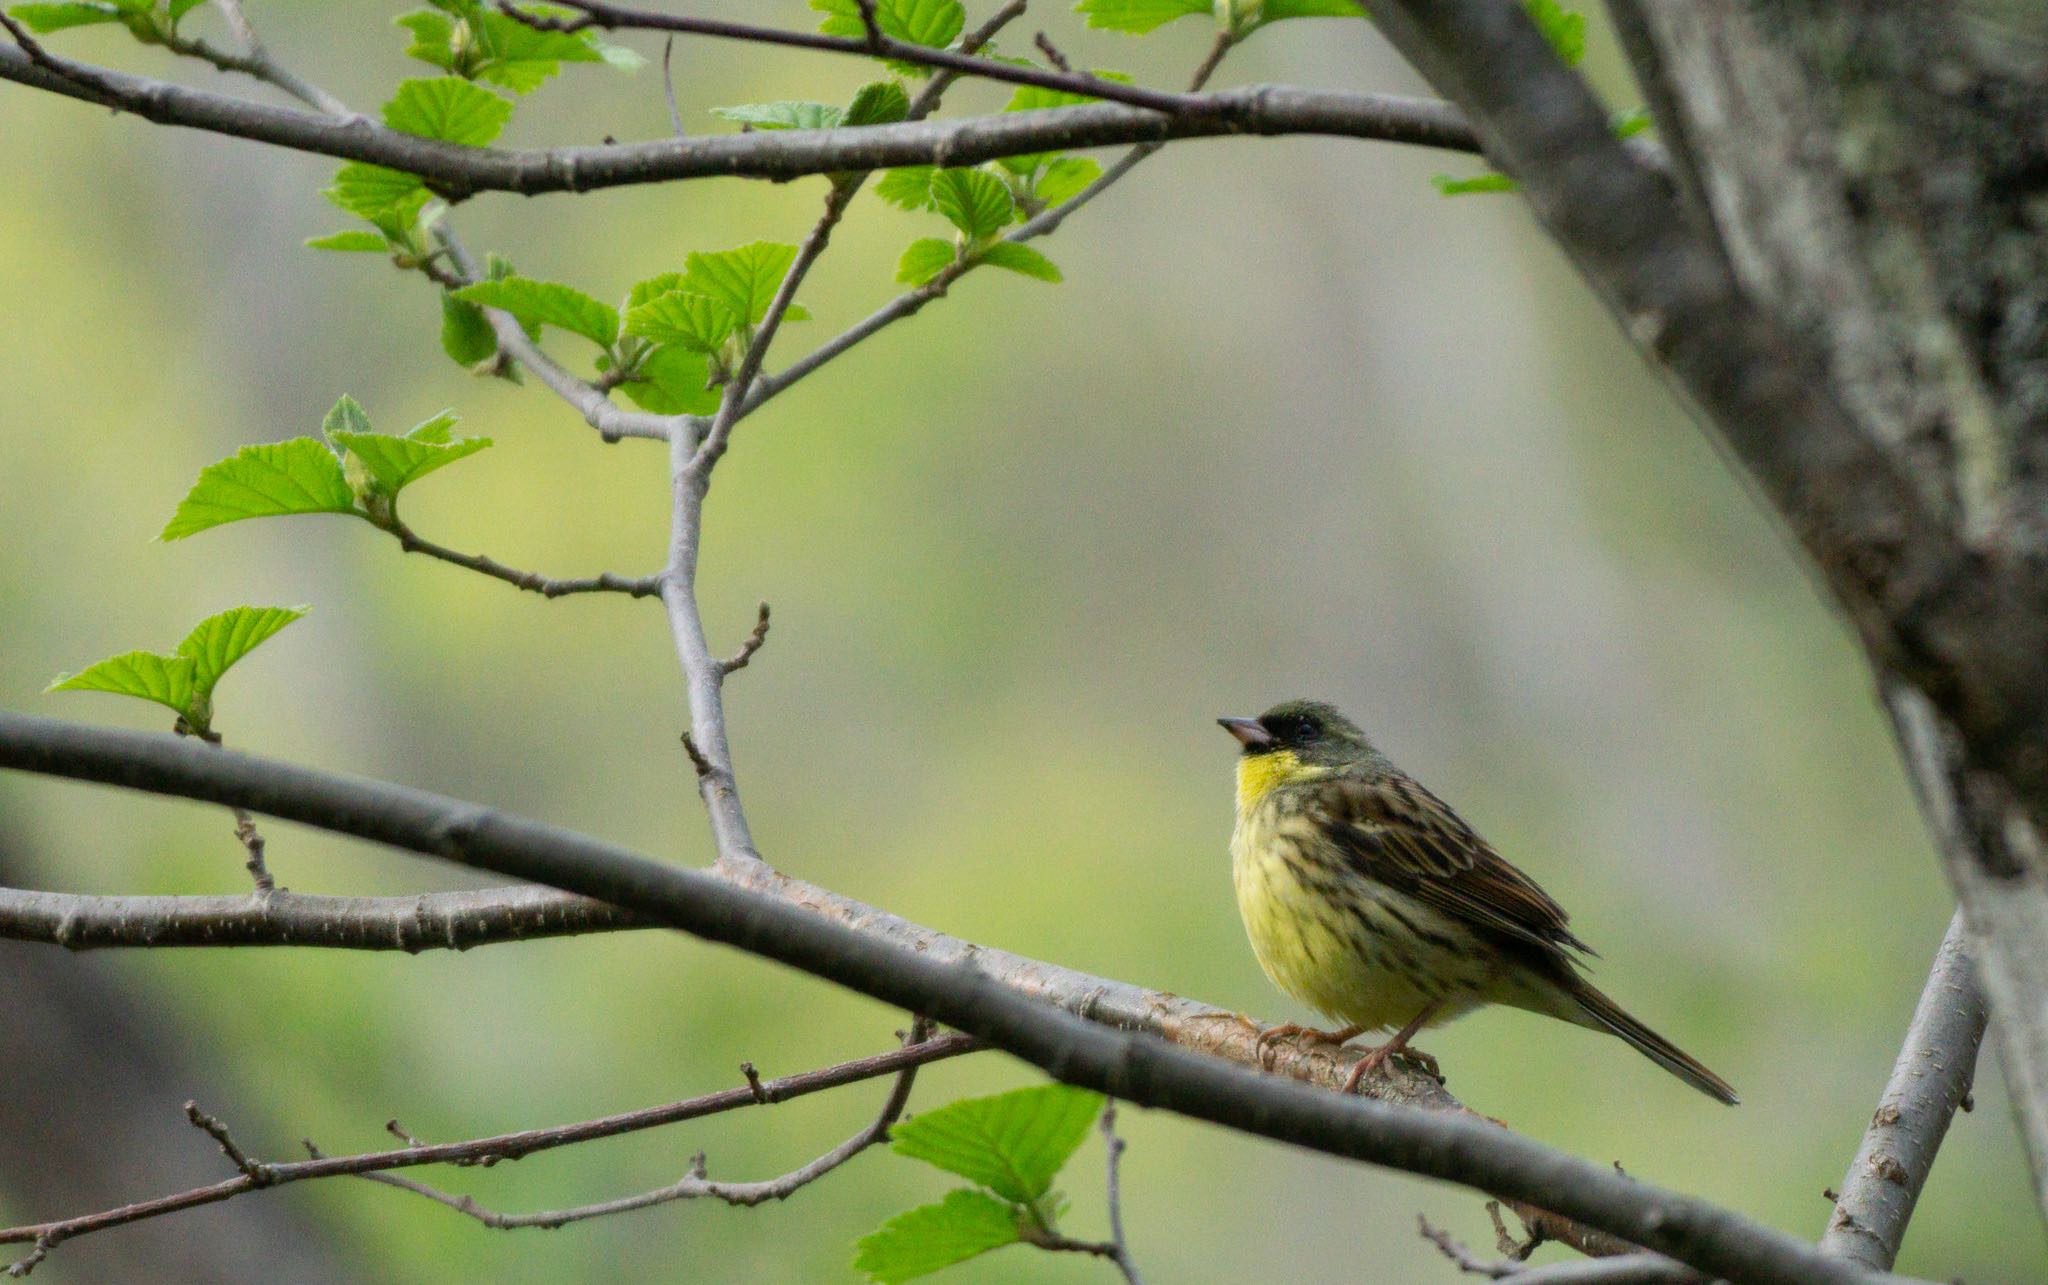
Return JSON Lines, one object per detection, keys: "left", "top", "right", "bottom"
{"left": 1341, "top": 1000, "right": 1445, "bottom": 1093}
{"left": 1254, "top": 1022, "right": 1368, "bottom": 1068}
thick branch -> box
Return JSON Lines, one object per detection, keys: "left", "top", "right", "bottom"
{"left": 1820, "top": 912, "right": 1988, "bottom": 1269}
{"left": 0, "top": 45, "right": 1477, "bottom": 195}
{"left": 0, "top": 714, "right": 1885, "bottom": 1285}
{"left": 0, "top": 885, "right": 641, "bottom": 952}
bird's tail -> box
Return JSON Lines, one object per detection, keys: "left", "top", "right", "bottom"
{"left": 1566, "top": 980, "right": 1739, "bottom": 1105}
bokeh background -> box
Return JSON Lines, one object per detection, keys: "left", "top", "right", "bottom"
{"left": 2, "top": 3, "right": 2039, "bottom": 1281}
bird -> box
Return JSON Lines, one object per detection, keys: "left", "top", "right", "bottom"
{"left": 1218, "top": 699, "right": 1737, "bottom": 1104}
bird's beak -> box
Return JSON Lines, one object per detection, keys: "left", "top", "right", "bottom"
{"left": 1217, "top": 717, "right": 1273, "bottom": 749}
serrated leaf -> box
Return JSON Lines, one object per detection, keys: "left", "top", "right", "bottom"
{"left": 321, "top": 394, "right": 374, "bottom": 440}
{"left": 1002, "top": 70, "right": 1133, "bottom": 115}
{"left": 175, "top": 605, "right": 307, "bottom": 698}
{"left": 453, "top": 277, "right": 619, "bottom": 347}
{"left": 48, "top": 652, "right": 196, "bottom": 721}
{"left": 1523, "top": 0, "right": 1585, "bottom": 66}
{"left": 440, "top": 294, "right": 499, "bottom": 365}
{"left": 711, "top": 100, "right": 844, "bottom": 131}
{"left": 978, "top": 241, "right": 1060, "bottom": 282}
{"left": 813, "top": 0, "right": 963, "bottom": 75}
{"left": 399, "top": 7, "right": 626, "bottom": 93}
{"left": 1432, "top": 171, "right": 1518, "bottom": 196}
{"left": 161, "top": 439, "right": 359, "bottom": 540}
{"left": 930, "top": 168, "right": 1013, "bottom": 241}
{"left": 896, "top": 237, "right": 957, "bottom": 285}
{"left": 853, "top": 1190, "right": 1022, "bottom": 1284}
{"left": 682, "top": 242, "right": 803, "bottom": 326}
{"left": 618, "top": 344, "right": 721, "bottom": 415}
{"left": 1034, "top": 156, "right": 1100, "bottom": 207}
{"left": 1261, "top": 0, "right": 1366, "bottom": 18}
{"left": 5, "top": 3, "right": 122, "bottom": 33}
{"left": 405, "top": 409, "right": 460, "bottom": 444}
{"left": 875, "top": 166, "right": 937, "bottom": 211}
{"left": 327, "top": 429, "right": 491, "bottom": 497}
{"left": 394, "top": 9, "right": 458, "bottom": 70}
{"left": 624, "top": 271, "right": 686, "bottom": 312}
{"left": 844, "top": 80, "right": 910, "bottom": 127}
{"left": 1073, "top": 0, "right": 1208, "bottom": 35}
{"left": 622, "top": 290, "right": 736, "bottom": 354}
{"left": 890, "top": 1085, "right": 1104, "bottom": 1203}
{"left": 324, "top": 163, "right": 430, "bottom": 237}
{"left": 304, "top": 231, "right": 390, "bottom": 253}
{"left": 383, "top": 76, "right": 513, "bottom": 146}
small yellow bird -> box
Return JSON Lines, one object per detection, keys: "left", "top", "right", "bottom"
{"left": 1219, "top": 700, "right": 1736, "bottom": 1104}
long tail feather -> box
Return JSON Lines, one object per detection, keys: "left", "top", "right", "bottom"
{"left": 1569, "top": 981, "right": 1739, "bottom": 1105}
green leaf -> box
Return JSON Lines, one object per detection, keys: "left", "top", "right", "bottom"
{"left": 1033, "top": 156, "right": 1100, "bottom": 207}
{"left": 405, "top": 409, "right": 460, "bottom": 444}
{"left": 890, "top": 1085, "right": 1104, "bottom": 1203}
{"left": 622, "top": 290, "right": 736, "bottom": 354}
{"left": 398, "top": 7, "right": 630, "bottom": 93}
{"left": 452, "top": 277, "right": 619, "bottom": 347}
{"left": 844, "top": 80, "right": 911, "bottom": 127}
{"left": 440, "top": 294, "right": 499, "bottom": 365}
{"left": 161, "top": 439, "right": 359, "bottom": 540}
{"left": 895, "top": 237, "right": 957, "bottom": 285}
{"left": 303, "top": 231, "right": 391, "bottom": 253}
{"left": 324, "top": 163, "right": 430, "bottom": 237}
{"left": 624, "top": 271, "right": 686, "bottom": 312}
{"left": 5, "top": 3, "right": 123, "bottom": 33}
{"left": 930, "top": 168, "right": 1013, "bottom": 241}
{"left": 175, "top": 605, "right": 307, "bottom": 700}
{"left": 618, "top": 344, "right": 721, "bottom": 415}
{"left": 853, "top": 1190, "right": 1022, "bottom": 1284}
{"left": 978, "top": 241, "right": 1061, "bottom": 282}
{"left": 48, "top": 652, "right": 196, "bottom": 722}
{"left": 167, "top": 0, "right": 205, "bottom": 21}
{"left": 682, "top": 242, "right": 804, "bottom": 326}
{"left": 1523, "top": 0, "right": 1585, "bottom": 66}
{"left": 711, "top": 100, "right": 844, "bottom": 131}
{"left": 1073, "top": 0, "right": 1208, "bottom": 35}
{"left": 875, "top": 166, "right": 937, "bottom": 211}
{"left": 1431, "top": 171, "right": 1518, "bottom": 196}
{"left": 812, "top": 0, "right": 963, "bottom": 75}
{"left": 1261, "top": 0, "right": 1365, "bottom": 18}
{"left": 1613, "top": 105, "right": 1653, "bottom": 139}
{"left": 327, "top": 425, "right": 491, "bottom": 498}
{"left": 394, "top": 9, "right": 458, "bottom": 70}
{"left": 382, "top": 76, "right": 513, "bottom": 146}
{"left": 1002, "top": 70, "right": 1133, "bottom": 115}
{"left": 321, "top": 393, "right": 374, "bottom": 439}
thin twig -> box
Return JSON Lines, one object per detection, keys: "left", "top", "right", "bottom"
{"left": 389, "top": 517, "right": 664, "bottom": 598}
{"left": 1098, "top": 1101, "right": 1143, "bottom": 1284}
{"left": 721, "top": 602, "right": 771, "bottom": 675}
{"left": 182, "top": 726, "right": 276, "bottom": 891}
{"left": 357, "top": 1017, "right": 938, "bottom": 1229}
{"left": 1820, "top": 911, "right": 1988, "bottom": 1269}
{"left": 0, "top": 1031, "right": 979, "bottom": 1272}
{"left": 1419, "top": 1217, "right": 1698, "bottom": 1283}
{"left": 659, "top": 35, "right": 684, "bottom": 137}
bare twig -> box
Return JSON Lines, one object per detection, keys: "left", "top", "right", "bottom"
{"left": 678, "top": 730, "right": 714, "bottom": 780}
{"left": 659, "top": 35, "right": 684, "bottom": 137}
{"left": 192, "top": 0, "right": 355, "bottom": 116}
{"left": 0, "top": 1031, "right": 978, "bottom": 1272}
{"left": 389, "top": 517, "right": 663, "bottom": 599}
{"left": 0, "top": 884, "right": 642, "bottom": 951}
{"left": 1420, "top": 1217, "right": 1697, "bottom": 1283}
{"left": 358, "top": 1017, "right": 937, "bottom": 1229}
{"left": 1098, "top": 1101, "right": 1143, "bottom": 1285}
{"left": 181, "top": 726, "right": 277, "bottom": 891}
{"left": 1820, "top": 912, "right": 1988, "bottom": 1269}
{"left": 1034, "top": 31, "right": 1072, "bottom": 74}
{"left": 721, "top": 602, "right": 771, "bottom": 675}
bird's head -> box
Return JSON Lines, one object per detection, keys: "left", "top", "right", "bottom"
{"left": 1216, "top": 700, "right": 1374, "bottom": 769}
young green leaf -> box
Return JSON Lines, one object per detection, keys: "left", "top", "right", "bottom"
{"left": 304, "top": 231, "right": 391, "bottom": 253}
{"left": 160, "top": 439, "right": 358, "bottom": 541}
{"left": 452, "top": 277, "right": 619, "bottom": 347}
{"left": 1613, "top": 105, "right": 1653, "bottom": 139}
{"left": 48, "top": 652, "right": 197, "bottom": 722}
{"left": 812, "top": 0, "right": 965, "bottom": 49}
{"left": 1431, "top": 172, "right": 1518, "bottom": 196}
{"left": 1001, "top": 71, "right": 1133, "bottom": 115}
{"left": 1033, "top": 156, "right": 1101, "bottom": 207}
{"left": 978, "top": 242, "right": 1061, "bottom": 282}
{"left": 895, "top": 238, "right": 957, "bottom": 286}
{"left": 440, "top": 293, "right": 499, "bottom": 366}
{"left": 322, "top": 393, "right": 374, "bottom": 440}
{"left": 622, "top": 290, "right": 736, "bottom": 354}
{"left": 681, "top": 242, "right": 810, "bottom": 326}
{"left": 1261, "top": 0, "right": 1366, "bottom": 18}
{"left": 618, "top": 345, "right": 721, "bottom": 415}
{"left": 406, "top": 409, "right": 459, "bottom": 444}
{"left": 6, "top": 3, "right": 125, "bottom": 33}
{"left": 844, "top": 80, "right": 911, "bottom": 127}
{"left": 326, "top": 427, "right": 490, "bottom": 498}
{"left": 875, "top": 166, "right": 937, "bottom": 211}
{"left": 852, "top": 1190, "right": 1022, "bottom": 1284}
{"left": 710, "top": 101, "right": 844, "bottom": 131}
{"left": 49, "top": 605, "right": 308, "bottom": 734}
{"left": 176, "top": 605, "right": 307, "bottom": 698}
{"left": 1523, "top": 0, "right": 1585, "bottom": 66}
{"left": 324, "top": 163, "right": 431, "bottom": 236}
{"left": 625, "top": 271, "right": 687, "bottom": 312}
{"left": 396, "top": 6, "right": 630, "bottom": 93}
{"left": 382, "top": 76, "right": 514, "bottom": 146}
{"left": 930, "top": 169, "right": 1013, "bottom": 241}
{"left": 890, "top": 1084, "right": 1104, "bottom": 1203}
{"left": 1073, "top": 0, "right": 1208, "bottom": 35}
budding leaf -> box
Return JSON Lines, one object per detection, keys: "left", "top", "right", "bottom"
{"left": 324, "top": 163, "right": 431, "bottom": 238}
{"left": 895, "top": 238, "right": 956, "bottom": 285}
{"left": 1073, "top": 0, "right": 1209, "bottom": 34}
{"left": 811, "top": 0, "right": 964, "bottom": 76}
{"left": 852, "top": 1189, "right": 1022, "bottom": 1284}
{"left": 48, "top": 605, "right": 308, "bottom": 735}
{"left": 682, "top": 242, "right": 811, "bottom": 326}
{"left": 304, "top": 231, "right": 391, "bottom": 253}
{"left": 623, "top": 290, "right": 736, "bottom": 354}
{"left": 844, "top": 80, "right": 911, "bottom": 127}
{"left": 931, "top": 168, "right": 1013, "bottom": 241}
{"left": 452, "top": 277, "right": 620, "bottom": 348}
{"left": 160, "top": 439, "right": 358, "bottom": 541}
{"left": 440, "top": 294, "right": 499, "bottom": 365}
{"left": 618, "top": 345, "right": 721, "bottom": 415}
{"left": 875, "top": 166, "right": 937, "bottom": 211}
{"left": 382, "top": 76, "right": 513, "bottom": 146}
{"left": 711, "top": 100, "right": 844, "bottom": 131}
{"left": 1034, "top": 156, "right": 1101, "bottom": 207}
{"left": 326, "top": 428, "right": 491, "bottom": 497}
{"left": 1523, "top": 0, "right": 1585, "bottom": 66}
{"left": 978, "top": 241, "right": 1061, "bottom": 282}
{"left": 889, "top": 1084, "right": 1104, "bottom": 1203}
{"left": 5, "top": 3, "right": 126, "bottom": 33}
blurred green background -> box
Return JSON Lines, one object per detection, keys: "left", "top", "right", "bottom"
{"left": 1, "top": 3, "right": 2039, "bottom": 1281}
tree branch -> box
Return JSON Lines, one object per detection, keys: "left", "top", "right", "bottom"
{"left": 0, "top": 714, "right": 1890, "bottom": 1285}
{"left": 0, "top": 884, "right": 643, "bottom": 952}
{"left": 0, "top": 43, "right": 1478, "bottom": 196}
{"left": 1420, "top": 1216, "right": 1697, "bottom": 1284}
{"left": 1820, "top": 912, "right": 1987, "bottom": 1269}
{"left": 0, "top": 1028, "right": 977, "bottom": 1272}
{"left": 388, "top": 517, "right": 663, "bottom": 599}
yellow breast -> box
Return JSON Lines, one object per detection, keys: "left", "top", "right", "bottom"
{"left": 1235, "top": 749, "right": 1308, "bottom": 813}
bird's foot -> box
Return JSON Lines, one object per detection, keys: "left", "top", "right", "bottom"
{"left": 1254, "top": 1022, "right": 1366, "bottom": 1069}
{"left": 1340, "top": 1041, "right": 1441, "bottom": 1093}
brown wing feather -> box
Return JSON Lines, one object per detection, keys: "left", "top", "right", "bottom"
{"left": 1315, "top": 772, "right": 1595, "bottom": 958}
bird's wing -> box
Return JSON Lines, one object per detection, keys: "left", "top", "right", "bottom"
{"left": 1314, "top": 772, "right": 1595, "bottom": 957}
